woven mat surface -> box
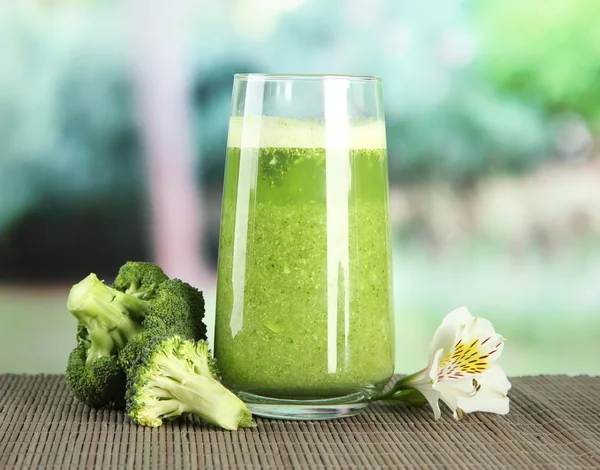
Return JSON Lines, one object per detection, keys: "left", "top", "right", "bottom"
{"left": 1, "top": 374, "right": 599, "bottom": 469}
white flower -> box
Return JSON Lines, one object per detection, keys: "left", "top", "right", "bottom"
{"left": 397, "top": 307, "right": 511, "bottom": 420}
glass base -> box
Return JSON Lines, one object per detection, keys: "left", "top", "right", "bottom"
{"left": 238, "top": 391, "right": 372, "bottom": 420}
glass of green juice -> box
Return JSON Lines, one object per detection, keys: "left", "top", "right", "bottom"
{"left": 214, "top": 74, "right": 395, "bottom": 420}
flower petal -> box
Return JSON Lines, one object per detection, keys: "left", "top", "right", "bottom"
{"left": 457, "top": 393, "right": 510, "bottom": 415}
{"left": 434, "top": 377, "right": 477, "bottom": 397}
{"left": 411, "top": 386, "right": 442, "bottom": 420}
{"left": 403, "top": 367, "right": 433, "bottom": 386}
{"left": 437, "top": 384, "right": 459, "bottom": 410}
{"left": 456, "top": 365, "right": 511, "bottom": 415}
{"left": 429, "top": 306, "right": 473, "bottom": 361}
{"left": 458, "top": 317, "right": 505, "bottom": 358}
{"left": 429, "top": 348, "right": 444, "bottom": 383}
{"left": 436, "top": 318, "right": 505, "bottom": 379}
{"left": 400, "top": 350, "right": 444, "bottom": 420}
{"left": 460, "top": 316, "right": 496, "bottom": 344}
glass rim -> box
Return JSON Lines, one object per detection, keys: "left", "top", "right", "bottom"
{"left": 234, "top": 73, "right": 381, "bottom": 82}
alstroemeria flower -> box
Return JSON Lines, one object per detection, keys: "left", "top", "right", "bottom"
{"left": 380, "top": 307, "right": 511, "bottom": 420}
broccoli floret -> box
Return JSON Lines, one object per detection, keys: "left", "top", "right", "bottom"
{"left": 144, "top": 279, "right": 206, "bottom": 341}
{"left": 116, "top": 329, "right": 155, "bottom": 377}
{"left": 66, "top": 271, "right": 151, "bottom": 409}
{"left": 118, "top": 279, "right": 206, "bottom": 374}
{"left": 67, "top": 273, "right": 150, "bottom": 362}
{"left": 66, "top": 263, "right": 208, "bottom": 413}
{"left": 65, "top": 341, "right": 126, "bottom": 409}
{"left": 112, "top": 261, "right": 169, "bottom": 300}
{"left": 122, "top": 334, "right": 255, "bottom": 430}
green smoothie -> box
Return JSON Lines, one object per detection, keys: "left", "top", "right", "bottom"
{"left": 214, "top": 120, "right": 394, "bottom": 400}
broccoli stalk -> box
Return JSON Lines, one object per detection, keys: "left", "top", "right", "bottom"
{"left": 67, "top": 273, "right": 149, "bottom": 363}
{"left": 124, "top": 335, "right": 255, "bottom": 430}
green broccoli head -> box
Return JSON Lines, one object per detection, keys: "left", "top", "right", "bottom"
{"left": 66, "top": 263, "right": 209, "bottom": 412}
{"left": 66, "top": 272, "right": 146, "bottom": 409}
{"left": 122, "top": 334, "right": 254, "bottom": 430}
{"left": 117, "top": 328, "right": 164, "bottom": 379}
{"left": 145, "top": 279, "right": 207, "bottom": 341}
{"left": 66, "top": 341, "right": 126, "bottom": 409}
{"left": 112, "top": 261, "right": 169, "bottom": 300}
{"left": 67, "top": 273, "right": 150, "bottom": 362}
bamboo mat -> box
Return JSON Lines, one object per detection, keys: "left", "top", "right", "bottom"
{"left": 1, "top": 374, "right": 599, "bottom": 469}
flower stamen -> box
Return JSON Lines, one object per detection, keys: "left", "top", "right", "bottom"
{"left": 438, "top": 336, "right": 495, "bottom": 379}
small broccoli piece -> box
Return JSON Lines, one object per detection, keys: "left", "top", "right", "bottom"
{"left": 144, "top": 279, "right": 206, "bottom": 341}
{"left": 67, "top": 273, "right": 149, "bottom": 362}
{"left": 122, "top": 334, "right": 255, "bottom": 430}
{"left": 66, "top": 341, "right": 126, "bottom": 409}
{"left": 113, "top": 261, "right": 169, "bottom": 300}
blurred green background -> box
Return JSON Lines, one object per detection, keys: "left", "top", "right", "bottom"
{"left": 1, "top": 0, "right": 599, "bottom": 377}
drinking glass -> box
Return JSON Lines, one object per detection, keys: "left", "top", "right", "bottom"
{"left": 214, "top": 74, "right": 395, "bottom": 420}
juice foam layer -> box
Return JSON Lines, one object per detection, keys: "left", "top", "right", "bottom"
{"left": 227, "top": 116, "right": 386, "bottom": 150}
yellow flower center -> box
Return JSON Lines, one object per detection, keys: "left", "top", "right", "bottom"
{"left": 438, "top": 337, "right": 499, "bottom": 380}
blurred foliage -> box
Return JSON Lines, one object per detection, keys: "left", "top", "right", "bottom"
{"left": 0, "top": 2, "right": 147, "bottom": 279}
{"left": 1, "top": 0, "right": 594, "bottom": 278}
{"left": 208, "top": 0, "right": 552, "bottom": 184}
{"left": 386, "top": 79, "right": 550, "bottom": 185}
{"left": 472, "top": 0, "right": 600, "bottom": 131}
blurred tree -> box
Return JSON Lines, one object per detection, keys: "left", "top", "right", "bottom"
{"left": 0, "top": 0, "right": 563, "bottom": 280}
{"left": 0, "top": 2, "right": 148, "bottom": 280}
{"left": 186, "top": 0, "right": 552, "bottom": 185}
{"left": 471, "top": 0, "right": 600, "bottom": 132}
